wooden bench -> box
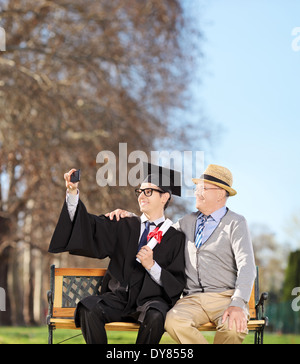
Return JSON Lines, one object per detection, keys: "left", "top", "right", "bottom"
{"left": 47, "top": 265, "right": 268, "bottom": 344}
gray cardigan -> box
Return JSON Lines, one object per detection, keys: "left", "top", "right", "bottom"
{"left": 173, "top": 209, "right": 256, "bottom": 308}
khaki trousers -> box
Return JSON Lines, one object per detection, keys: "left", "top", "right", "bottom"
{"left": 165, "top": 290, "right": 249, "bottom": 344}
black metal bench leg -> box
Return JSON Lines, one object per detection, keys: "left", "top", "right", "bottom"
{"left": 260, "top": 328, "right": 264, "bottom": 345}
{"left": 48, "top": 324, "right": 54, "bottom": 344}
{"left": 255, "top": 330, "right": 258, "bottom": 344}
{"left": 254, "top": 328, "right": 264, "bottom": 344}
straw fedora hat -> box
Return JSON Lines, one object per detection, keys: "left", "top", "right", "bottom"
{"left": 192, "top": 164, "right": 237, "bottom": 196}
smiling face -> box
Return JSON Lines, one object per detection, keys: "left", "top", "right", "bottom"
{"left": 194, "top": 181, "right": 228, "bottom": 215}
{"left": 138, "top": 182, "right": 170, "bottom": 220}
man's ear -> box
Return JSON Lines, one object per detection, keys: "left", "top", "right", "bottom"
{"left": 160, "top": 192, "right": 169, "bottom": 205}
{"left": 217, "top": 188, "right": 226, "bottom": 201}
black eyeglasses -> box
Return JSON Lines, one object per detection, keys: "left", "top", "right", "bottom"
{"left": 135, "top": 188, "right": 165, "bottom": 198}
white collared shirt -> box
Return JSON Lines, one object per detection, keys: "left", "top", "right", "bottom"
{"left": 195, "top": 206, "right": 228, "bottom": 245}
{"left": 139, "top": 213, "right": 164, "bottom": 286}
{"left": 139, "top": 213, "right": 165, "bottom": 240}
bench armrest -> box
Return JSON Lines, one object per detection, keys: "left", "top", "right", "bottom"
{"left": 46, "top": 290, "right": 54, "bottom": 325}
{"left": 255, "top": 292, "right": 268, "bottom": 325}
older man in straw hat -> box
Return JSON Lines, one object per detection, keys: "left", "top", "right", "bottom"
{"left": 164, "top": 164, "right": 256, "bottom": 344}
{"left": 107, "top": 164, "right": 256, "bottom": 344}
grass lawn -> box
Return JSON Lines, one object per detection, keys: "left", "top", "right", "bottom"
{"left": 0, "top": 327, "right": 300, "bottom": 344}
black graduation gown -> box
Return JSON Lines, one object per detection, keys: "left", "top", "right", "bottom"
{"left": 48, "top": 199, "right": 186, "bottom": 324}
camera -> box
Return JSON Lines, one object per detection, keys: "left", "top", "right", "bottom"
{"left": 70, "top": 169, "right": 81, "bottom": 183}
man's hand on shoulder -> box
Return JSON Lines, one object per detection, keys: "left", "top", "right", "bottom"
{"left": 105, "top": 209, "right": 133, "bottom": 221}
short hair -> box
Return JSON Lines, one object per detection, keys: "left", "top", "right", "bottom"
{"left": 159, "top": 191, "right": 171, "bottom": 210}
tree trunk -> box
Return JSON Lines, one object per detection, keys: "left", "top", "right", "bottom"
{"left": 0, "top": 246, "right": 12, "bottom": 325}
{"left": 8, "top": 245, "right": 25, "bottom": 326}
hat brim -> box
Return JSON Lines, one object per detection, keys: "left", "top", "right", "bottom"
{"left": 192, "top": 178, "right": 237, "bottom": 196}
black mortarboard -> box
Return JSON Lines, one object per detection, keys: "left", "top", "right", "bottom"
{"left": 142, "top": 162, "right": 182, "bottom": 197}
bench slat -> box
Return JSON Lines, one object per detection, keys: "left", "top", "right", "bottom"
{"left": 49, "top": 318, "right": 266, "bottom": 332}
{"left": 55, "top": 268, "right": 107, "bottom": 277}
{"left": 53, "top": 307, "right": 76, "bottom": 317}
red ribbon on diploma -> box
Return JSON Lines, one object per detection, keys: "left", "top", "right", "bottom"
{"left": 147, "top": 227, "right": 163, "bottom": 244}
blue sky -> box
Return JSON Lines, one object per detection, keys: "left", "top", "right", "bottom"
{"left": 192, "top": 0, "right": 300, "bottom": 248}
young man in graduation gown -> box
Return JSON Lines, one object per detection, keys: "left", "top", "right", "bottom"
{"left": 48, "top": 164, "right": 186, "bottom": 344}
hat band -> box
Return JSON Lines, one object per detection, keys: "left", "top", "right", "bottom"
{"left": 200, "top": 174, "right": 231, "bottom": 188}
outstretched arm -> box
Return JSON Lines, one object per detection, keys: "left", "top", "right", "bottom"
{"left": 49, "top": 169, "right": 118, "bottom": 259}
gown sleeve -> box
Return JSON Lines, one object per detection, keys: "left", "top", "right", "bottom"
{"left": 160, "top": 232, "right": 186, "bottom": 305}
{"left": 48, "top": 199, "right": 118, "bottom": 259}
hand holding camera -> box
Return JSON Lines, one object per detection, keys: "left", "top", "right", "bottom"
{"left": 64, "top": 169, "right": 80, "bottom": 195}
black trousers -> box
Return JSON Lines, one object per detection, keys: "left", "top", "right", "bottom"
{"left": 77, "top": 301, "right": 165, "bottom": 344}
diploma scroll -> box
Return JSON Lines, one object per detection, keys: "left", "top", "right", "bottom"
{"left": 136, "top": 218, "right": 173, "bottom": 263}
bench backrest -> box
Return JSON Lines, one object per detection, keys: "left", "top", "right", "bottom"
{"left": 50, "top": 267, "right": 106, "bottom": 318}
{"left": 49, "top": 265, "right": 258, "bottom": 319}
